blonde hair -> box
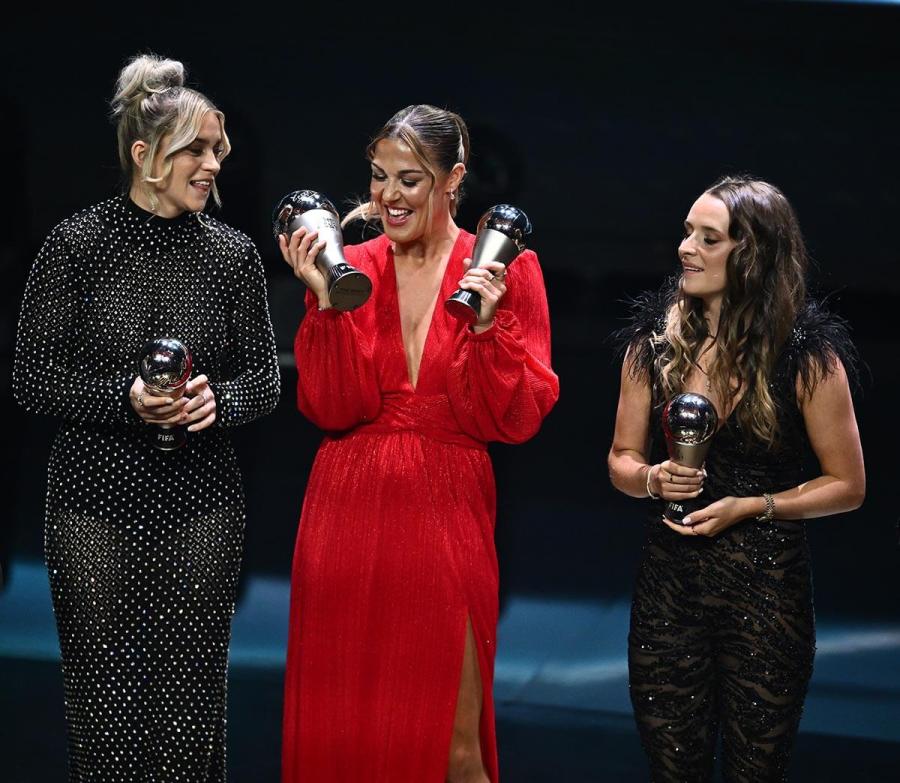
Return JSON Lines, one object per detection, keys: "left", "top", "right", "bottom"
{"left": 111, "top": 53, "right": 231, "bottom": 212}
{"left": 343, "top": 104, "right": 469, "bottom": 228}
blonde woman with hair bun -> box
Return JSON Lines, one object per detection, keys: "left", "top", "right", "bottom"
{"left": 111, "top": 53, "right": 232, "bottom": 216}
{"left": 13, "top": 52, "right": 279, "bottom": 780}
{"left": 279, "top": 104, "right": 559, "bottom": 783}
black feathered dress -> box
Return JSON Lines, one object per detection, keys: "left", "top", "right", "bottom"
{"left": 618, "top": 288, "right": 858, "bottom": 782}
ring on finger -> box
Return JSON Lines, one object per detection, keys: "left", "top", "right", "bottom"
{"left": 138, "top": 393, "right": 145, "bottom": 407}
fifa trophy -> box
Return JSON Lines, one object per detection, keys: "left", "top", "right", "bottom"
{"left": 661, "top": 392, "right": 718, "bottom": 523}
{"left": 273, "top": 190, "right": 372, "bottom": 311}
{"left": 138, "top": 337, "right": 193, "bottom": 451}
{"left": 445, "top": 204, "right": 532, "bottom": 322}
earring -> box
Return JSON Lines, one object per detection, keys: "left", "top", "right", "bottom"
{"left": 449, "top": 191, "right": 456, "bottom": 200}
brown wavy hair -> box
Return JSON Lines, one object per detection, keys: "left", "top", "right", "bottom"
{"left": 655, "top": 176, "right": 808, "bottom": 446}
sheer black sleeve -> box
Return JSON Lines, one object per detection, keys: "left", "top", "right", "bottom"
{"left": 13, "top": 221, "right": 137, "bottom": 425}
{"left": 206, "top": 240, "right": 281, "bottom": 427}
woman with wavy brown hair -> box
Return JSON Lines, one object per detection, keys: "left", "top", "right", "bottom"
{"left": 608, "top": 176, "right": 865, "bottom": 781}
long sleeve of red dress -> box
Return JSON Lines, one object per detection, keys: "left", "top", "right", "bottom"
{"left": 447, "top": 249, "right": 559, "bottom": 443}
{"left": 293, "top": 290, "right": 381, "bottom": 432}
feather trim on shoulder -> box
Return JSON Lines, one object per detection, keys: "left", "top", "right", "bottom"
{"left": 787, "top": 298, "right": 862, "bottom": 396}
{"left": 611, "top": 278, "right": 678, "bottom": 379}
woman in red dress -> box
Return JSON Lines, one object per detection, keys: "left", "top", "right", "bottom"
{"left": 278, "top": 105, "right": 559, "bottom": 782}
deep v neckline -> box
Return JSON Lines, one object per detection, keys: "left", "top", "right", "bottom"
{"left": 388, "top": 232, "right": 464, "bottom": 393}
{"left": 688, "top": 341, "right": 747, "bottom": 433}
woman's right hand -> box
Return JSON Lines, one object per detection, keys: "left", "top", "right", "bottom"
{"left": 648, "top": 460, "right": 705, "bottom": 501}
{"left": 129, "top": 377, "right": 187, "bottom": 424}
{"left": 278, "top": 227, "right": 331, "bottom": 309}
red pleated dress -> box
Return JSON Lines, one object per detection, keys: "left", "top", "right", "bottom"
{"left": 282, "top": 229, "right": 559, "bottom": 782}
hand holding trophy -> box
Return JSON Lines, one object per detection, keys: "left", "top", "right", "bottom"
{"left": 445, "top": 204, "right": 532, "bottom": 322}
{"left": 138, "top": 337, "right": 193, "bottom": 451}
{"left": 661, "top": 392, "right": 718, "bottom": 523}
{"left": 273, "top": 190, "right": 372, "bottom": 312}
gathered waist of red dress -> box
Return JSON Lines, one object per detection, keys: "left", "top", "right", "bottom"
{"left": 349, "top": 392, "right": 486, "bottom": 450}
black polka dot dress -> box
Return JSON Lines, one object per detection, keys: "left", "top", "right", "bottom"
{"left": 13, "top": 195, "right": 281, "bottom": 782}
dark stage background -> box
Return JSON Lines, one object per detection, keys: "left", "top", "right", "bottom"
{"left": 1, "top": 2, "right": 898, "bottom": 781}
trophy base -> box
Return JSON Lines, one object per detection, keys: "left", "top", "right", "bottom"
{"left": 444, "top": 290, "right": 481, "bottom": 322}
{"left": 148, "top": 424, "right": 187, "bottom": 451}
{"left": 327, "top": 265, "right": 372, "bottom": 312}
{"left": 664, "top": 497, "right": 704, "bottom": 525}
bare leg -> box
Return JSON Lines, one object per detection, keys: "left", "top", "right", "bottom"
{"left": 446, "top": 619, "right": 491, "bottom": 783}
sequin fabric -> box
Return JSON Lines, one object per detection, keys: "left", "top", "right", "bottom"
{"left": 621, "top": 293, "right": 857, "bottom": 782}
{"left": 13, "top": 195, "right": 280, "bottom": 782}
{"left": 281, "top": 231, "right": 559, "bottom": 782}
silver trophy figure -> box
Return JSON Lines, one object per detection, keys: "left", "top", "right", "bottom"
{"left": 272, "top": 190, "right": 372, "bottom": 312}
{"left": 661, "top": 392, "right": 718, "bottom": 523}
{"left": 138, "top": 337, "right": 193, "bottom": 451}
{"left": 445, "top": 204, "right": 532, "bottom": 323}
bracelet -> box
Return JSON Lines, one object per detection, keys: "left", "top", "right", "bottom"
{"left": 756, "top": 492, "right": 775, "bottom": 522}
{"left": 646, "top": 465, "right": 660, "bottom": 500}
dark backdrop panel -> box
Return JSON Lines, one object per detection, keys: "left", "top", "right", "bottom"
{"left": 2, "top": 3, "right": 897, "bottom": 618}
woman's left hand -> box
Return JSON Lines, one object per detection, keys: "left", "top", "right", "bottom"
{"left": 458, "top": 258, "right": 508, "bottom": 332}
{"left": 181, "top": 374, "right": 217, "bottom": 432}
{"left": 662, "top": 496, "right": 754, "bottom": 537}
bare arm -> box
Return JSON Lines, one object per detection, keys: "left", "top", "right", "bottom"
{"left": 678, "top": 356, "right": 865, "bottom": 535}
{"left": 771, "top": 357, "right": 865, "bottom": 518}
{"left": 608, "top": 349, "right": 703, "bottom": 499}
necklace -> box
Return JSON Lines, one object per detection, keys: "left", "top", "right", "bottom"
{"left": 695, "top": 336, "right": 717, "bottom": 393}
{"left": 693, "top": 362, "right": 712, "bottom": 392}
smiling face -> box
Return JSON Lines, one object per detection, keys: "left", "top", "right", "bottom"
{"left": 133, "top": 111, "right": 224, "bottom": 217}
{"left": 369, "top": 137, "right": 461, "bottom": 244}
{"left": 678, "top": 193, "right": 738, "bottom": 305}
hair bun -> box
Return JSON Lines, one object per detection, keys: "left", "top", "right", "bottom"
{"left": 111, "top": 53, "right": 185, "bottom": 115}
